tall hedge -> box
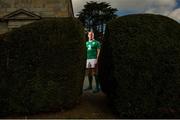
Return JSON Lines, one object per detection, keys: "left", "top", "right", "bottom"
{"left": 0, "top": 18, "right": 86, "bottom": 116}
{"left": 99, "top": 14, "right": 180, "bottom": 118}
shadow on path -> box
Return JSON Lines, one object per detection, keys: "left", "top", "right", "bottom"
{"left": 26, "top": 91, "right": 117, "bottom": 119}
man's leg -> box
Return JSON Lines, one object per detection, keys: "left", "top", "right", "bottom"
{"left": 93, "top": 69, "right": 100, "bottom": 93}
{"left": 88, "top": 74, "right": 93, "bottom": 89}
{"left": 84, "top": 68, "right": 93, "bottom": 90}
{"left": 95, "top": 74, "right": 100, "bottom": 91}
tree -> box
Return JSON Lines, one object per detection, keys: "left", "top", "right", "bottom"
{"left": 78, "top": 1, "right": 117, "bottom": 41}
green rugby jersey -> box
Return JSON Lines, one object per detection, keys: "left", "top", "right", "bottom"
{"left": 86, "top": 40, "right": 101, "bottom": 59}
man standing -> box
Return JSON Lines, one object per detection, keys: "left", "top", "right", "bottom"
{"left": 84, "top": 31, "right": 101, "bottom": 93}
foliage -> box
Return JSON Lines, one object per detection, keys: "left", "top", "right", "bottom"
{"left": 78, "top": 1, "right": 117, "bottom": 41}
{"left": 99, "top": 14, "right": 180, "bottom": 118}
{"left": 0, "top": 18, "right": 86, "bottom": 116}
{"left": 0, "top": 33, "right": 7, "bottom": 41}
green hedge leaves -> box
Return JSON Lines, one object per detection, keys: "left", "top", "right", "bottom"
{"left": 99, "top": 14, "right": 180, "bottom": 118}
{"left": 0, "top": 18, "right": 86, "bottom": 116}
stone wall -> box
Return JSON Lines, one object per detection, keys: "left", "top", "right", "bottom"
{"left": 0, "top": 0, "right": 73, "bottom": 17}
{"left": 0, "top": 0, "right": 74, "bottom": 34}
{"left": 0, "top": 22, "right": 8, "bottom": 34}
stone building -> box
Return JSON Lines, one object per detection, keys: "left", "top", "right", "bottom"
{"left": 0, "top": 0, "right": 74, "bottom": 34}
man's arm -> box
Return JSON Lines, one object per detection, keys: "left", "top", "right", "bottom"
{"left": 97, "top": 48, "right": 100, "bottom": 60}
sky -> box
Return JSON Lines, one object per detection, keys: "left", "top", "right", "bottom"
{"left": 72, "top": 0, "right": 180, "bottom": 22}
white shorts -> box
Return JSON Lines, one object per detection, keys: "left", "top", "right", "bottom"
{"left": 86, "top": 59, "right": 97, "bottom": 68}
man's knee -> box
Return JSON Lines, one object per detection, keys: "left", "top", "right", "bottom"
{"left": 92, "top": 69, "right": 97, "bottom": 75}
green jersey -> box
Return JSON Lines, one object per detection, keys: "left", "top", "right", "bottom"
{"left": 86, "top": 40, "right": 101, "bottom": 59}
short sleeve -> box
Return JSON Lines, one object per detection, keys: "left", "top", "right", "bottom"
{"left": 96, "top": 41, "right": 101, "bottom": 49}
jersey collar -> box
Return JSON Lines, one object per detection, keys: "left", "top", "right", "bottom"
{"left": 88, "top": 39, "right": 94, "bottom": 42}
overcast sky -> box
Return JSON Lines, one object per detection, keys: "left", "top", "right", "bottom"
{"left": 72, "top": 0, "right": 180, "bottom": 22}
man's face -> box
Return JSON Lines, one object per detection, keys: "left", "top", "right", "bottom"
{"left": 88, "top": 32, "right": 94, "bottom": 40}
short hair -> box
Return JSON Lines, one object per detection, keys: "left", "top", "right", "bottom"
{"left": 88, "top": 32, "right": 94, "bottom": 36}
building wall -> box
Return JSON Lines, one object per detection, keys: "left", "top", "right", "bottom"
{"left": 0, "top": 22, "right": 8, "bottom": 34}
{"left": 0, "top": 0, "right": 73, "bottom": 17}
{"left": 0, "top": 0, "right": 74, "bottom": 34}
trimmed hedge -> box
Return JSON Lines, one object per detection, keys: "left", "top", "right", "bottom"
{"left": 99, "top": 14, "right": 180, "bottom": 118}
{"left": 0, "top": 39, "right": 9, "bottom": 116}
{"left": 0, "top": 18, "right": 86, "bottom": 116}
{"left": 0, "top": 33, "right": 6, "bottom": 41}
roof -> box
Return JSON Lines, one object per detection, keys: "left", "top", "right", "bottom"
{"left": 2, "top": 9, "right": 41, "bottom": 20}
